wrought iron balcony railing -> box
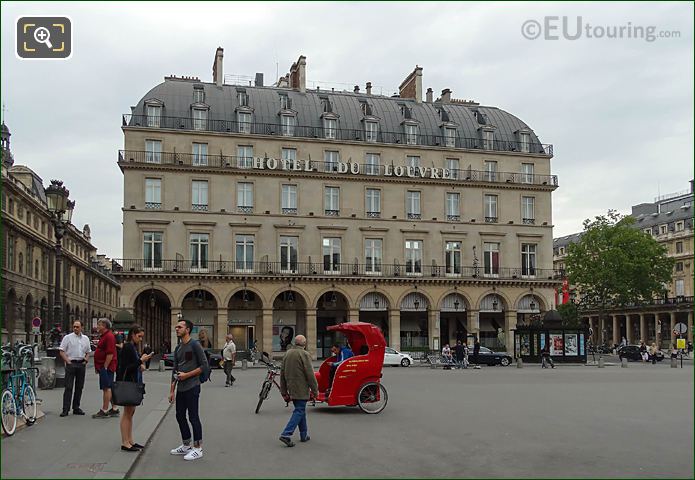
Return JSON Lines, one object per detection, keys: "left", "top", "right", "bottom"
{"left": 112, "top": 258, "right": 563, "bottom": 281}
{"left": 123, "top": 114, "right": 554, "bottom": 156}
{"left": 118, "top": 150, "right": 559, "bottom": 187}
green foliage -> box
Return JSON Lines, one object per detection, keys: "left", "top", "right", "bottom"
{"left": 557, "top": 302, "right": 581, "bottom": 327}
{"left": 565, "top": 210, "right": 674, "bottom": 309}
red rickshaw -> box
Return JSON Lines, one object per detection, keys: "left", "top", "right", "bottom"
{"left": 313, "top": 322, "right": 388, "bottom": 414}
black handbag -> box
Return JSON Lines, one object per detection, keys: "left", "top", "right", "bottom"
{"left": 111, "top": 381, "right": 145, "bottom": 406}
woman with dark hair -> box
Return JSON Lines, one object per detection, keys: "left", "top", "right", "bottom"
{"left": 118, "top": 324, "right": 153, "bottom": 452}
{"left": 280, "top": 326, "right": 294, "bottom": 351}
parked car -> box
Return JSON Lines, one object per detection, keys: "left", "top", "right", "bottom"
{"left": 383, "top": 347, "right": 413, "bottom": 367}
{"left": 474, "top": 346, "right": 513, "bottom": 366}
{"left": 618, "top": 345, "right": 664, "bottom": 362}
{"left": 161, "top": 348, "right": 224, "bottom": 369}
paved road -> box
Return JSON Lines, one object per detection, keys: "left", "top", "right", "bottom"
{"left": 130, "top": 362, "right": 693, "bottom": 478}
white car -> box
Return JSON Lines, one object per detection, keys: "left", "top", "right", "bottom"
{"left": 383, "top": 347, "right": 413, "bottom": 367}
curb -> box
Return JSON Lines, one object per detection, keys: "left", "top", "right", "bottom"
{"left": 0, "top": 409, "right": 46, "bottom": 438}
{"left": 92, "top": 395, "right": 173, "bottom": 479}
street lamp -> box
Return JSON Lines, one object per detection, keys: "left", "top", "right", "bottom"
{"left": 45, "top": 180, "right": 73, "bottom": 332}
{"left": 453, "top": 298, "right": 460, "bottom": 311}
{"left": 413, "top": 299, "right": 420, "bottom": 310}
{"left": 492, "top": 299, "right": 499, "bottom": 311}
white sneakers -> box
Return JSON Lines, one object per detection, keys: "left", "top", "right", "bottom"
{"left": 171, "top": 444, "right": 203, "bottom": 460}
{"left": 183, "top": 448, "right": 203, "bottom": 461}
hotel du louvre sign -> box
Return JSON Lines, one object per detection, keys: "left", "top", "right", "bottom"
{"left": 248, "top": 157, "right": 458, "bottom": 180}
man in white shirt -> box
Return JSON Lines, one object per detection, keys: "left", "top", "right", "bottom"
{"left": 222, "top": 334, "right": 236, "bottom": 387}
{"left": 59, "top": 320, "right": 92, "bottom": 417}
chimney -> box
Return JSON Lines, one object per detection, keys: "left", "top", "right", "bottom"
{"left": 426, "top": 88, "right": 433, "bottom": 103}
{"left": 690, "top": 179, "right": 694, "bottom": 193}
{"left": 212, "top": 47, "right": 224, "bottom": 87}
{"left": 366, "top": 82, "right": 372, "bottom": 95}
{"left": 398, "top": 65, "right": 423, "bottom": 103}
{"left": 354, "top": 85, "right": 360, "bottom": 93}
{"left": 255, "top": 73, "right": 264, "bottom": 87}
{"left": 441, "top": 88, "right": 451, "bottom": 103}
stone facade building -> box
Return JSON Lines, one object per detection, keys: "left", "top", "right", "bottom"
{"left": 1, "top": 122, "right": 120, "bottom": 345}
{"left": 553, "top": 181, "right": 694, "bottom": 348}
{"left": 115, "top": 49, "right": 561, "bottom": 358}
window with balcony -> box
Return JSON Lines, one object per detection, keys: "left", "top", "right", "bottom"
{"left": 192, "top": 143, "right": 208, "bottom": 166}
{"left": 235, "top": 234, "right": 254, "bottom": 271}
{"left": 280, "top": 236, "right": 298, "bottom": 272}
{"left": 281, "top": 115, "right": 295, "bottom": 136}
{"left": 237, "top": 111, "right": 251, "bottom": 134}
{"left": 675, "top": 279, "right": 685, "bottom": 297}
{"left": 237, "top": 145, "right": 253, "bottom": 168}
{"left": 446, "top": 158, "right": 460, "bottom": 179}
{"left": 521, "top": 163, "right": 534, "bottom": 184}
{"left": 676, "top": 241, "right": 683, "bottom": 254}
{"left": 282, "top": 184, "right": 297, "bottom": 214}
{"left": 484, "top": 161, "right": 497, "bottom": 182}
{"left": 324, "top": 186, "right": 340, "bottom": 216}
{"left": 323, "top": 237, "right": 341, "bottom": 273}
{"left": 193, "top": 88, "right": 205, "bottom": 104}
{"left": 484, "top": 194, "right": 498, "bottom": 223}
{"left": 522, "top": 196, "right": 535, "bottom": 224}
{"left": 145, "top": 178, "right": 161, "bottom": 209}
{"left": 282, "top": 148, "right": 297, "bottom": 169}
{"left": 189, "top": 233, "right": 209, "bottom": 270}
{"left": 323, "top": 118, "right": 337, "bottom": 139}
{"left": 143, "top": 232, "right": 162, "bottom": 269}
{"left": 445, "top": 241, "right": 462, "bottom": 275}
{"left": 145, "top": 140, "right": 162, "bottom": 163}
{"left": 192, "top": 108, "right": 207, "bottom": 131}
{"left": 146, "top": 105, "right": 161, "bottom": 127}
{"left": 405, "top": 240, "right": 423, "bottom": 275}
{"left": 366, "top": 153, "right": 380, "bottom": 175}
{"left": 446, "top": 193, "right": 460, "bottom": 221}
{"left": 407, "top": 191, "right": 421, "bottom": 220}
{"left": 659, "top": 225, "right": 667, "bottom": 234}
{"left": 191, "top": 180, "right": 208, "bottom": 211}
{"left": 324, "top": 150, "right": 339, "bottom": 172}
{"left": 483, "top": 130, "right": 494, "bottom": 150}
{"left": 238, "top": 91, "right": 249, "bottom": 107}
{"left": 444, "top": 127, "right": 456, "bottom": 148}
{"left": 483, "top": 242, "right": 499, "bottom": 276}
{"left": 237, "top": 182, "right": 253, "bottom": 213}
{"left": 366, "top": 188, "right": 381, "bottom": 218}
{"left": 519, "top": 132, "right": 530, "bottom": 153}
{"left": 405, "top": 124, "right": 418, "bottom": 145}
{"left": 521, "top": 243, "right": 537, "bottom": 277}
{"left": 365, "top": 238, "right": 382, "bottom": 274}
{"left": 365, "top": 121, "right": 378, "bottom": 143}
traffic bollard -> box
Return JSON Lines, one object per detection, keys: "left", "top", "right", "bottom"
{"left": 621, "top": 357, "right": 628, "bottom": 368}
{"left": 516, "top": 358, "right": 523, "bottom": 368}
{"left": 242, "top": 359, "right": 248, "bottom": 370}
{"left": 671, "top": 357, "right": 677, "bottom": 368}
{"left": 598, "top": 357, "right": 605, "bottom": 368}
{"left": 159, "top": 359, "right": 164, "bottom": 372}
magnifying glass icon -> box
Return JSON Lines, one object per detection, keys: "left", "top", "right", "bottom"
{"left": 33, "top": 27, "right": 53, "bottom": 49}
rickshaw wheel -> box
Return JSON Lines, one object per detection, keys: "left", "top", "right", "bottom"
{"left": 357, "top": 382, "right": 388, "bottom": 414}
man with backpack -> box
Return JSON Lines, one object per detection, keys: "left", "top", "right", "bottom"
{"left": 169, "top": 319, "right": 209, "bottom": 461}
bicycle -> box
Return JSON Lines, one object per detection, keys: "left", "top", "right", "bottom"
{"left": 1, "top": 343, "right": 38, "bottom": 436}
{"left": 254, "top": 356, "right": 287, "bottom": 414}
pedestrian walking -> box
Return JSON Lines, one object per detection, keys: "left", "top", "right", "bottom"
{"left": 58, "top": 320, "right": 91, "bottom": 417}
{"left": 117, "top": 325, "right": 154, "bottom": 452}
{"left": 473, "top": 338, "right": 481, "bottom": 367}
{"left": 649, "top": 342, "right": 658, "bottom": 364}
{"left": 143, "top": 344, "right": 153, "bottom": 370}
{"left": 639, "top": 341, "right": 648, "bottom": 362}
{"left": 279, "top": 335, "right": 319, "bottom": 447}
{"left": 454, "top": 340, "right": 466, "bottom": 369}
{"left": 169, "top": 319, "right": 207, "bottom": 461}
{"left": 222, "top": 334, "right": 236, "bottom": 387}
{"left": 92, "top": 319, "right": 120, "bottom": 419}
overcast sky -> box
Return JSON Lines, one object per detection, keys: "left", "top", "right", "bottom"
{"left": 2, "top": 2, "right": 693, "bottom": 258}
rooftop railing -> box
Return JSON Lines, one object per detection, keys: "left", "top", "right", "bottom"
{"left": 122, "top": 114, "right": 553, "bottom": 156}
{"left": 118, "top": 150, "right": 559, "bottom": 187}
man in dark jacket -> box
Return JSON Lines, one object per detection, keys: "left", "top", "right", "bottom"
{"left": 473, "top": 338, "right": 481, "bottom": 366}
{"left": 454, "top": 340, "right": 466, "bottom": 369}
{"left": 279, "top": 335, "right": 319, "bottom": 447}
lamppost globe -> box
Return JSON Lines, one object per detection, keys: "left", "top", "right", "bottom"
{"left": 44, "top": 179, "right": 72, "bottom": 334}
{"left": 45, "top": 180, "right": 69, "bottom": 214}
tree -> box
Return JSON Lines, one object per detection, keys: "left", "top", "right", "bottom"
{"left": 565, "top": 210, "right": 674, "bottom": 343}
{"left": 557, "top": 302, "right": 580, "bottom": 328}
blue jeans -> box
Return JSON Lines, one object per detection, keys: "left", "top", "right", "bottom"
{"left": 176, "top": 385, "right": 202, "bottom": 443}
{"left": 281, "top": 400, "right": 308, "bottom": 440}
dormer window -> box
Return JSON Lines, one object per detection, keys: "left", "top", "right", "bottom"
{"left": 192, "top": 108, "right": 207, "bottom": 131}
{"left": 193, "top": 86, "right": 205, "bottom": 104}
{"left": 238, "top": 91, "right": 249, "bottom": 107}
{"left": 444, "top": 127, "right": 456, "bottom": 148}
{"left": 365, "top": 121, "right": 378, "bottom": 143}
{"left": 280, "top": 94, "right": 292, "bottom": 110}
{"left": 323, "top": 117, "right": 337, "bottom": 139}
{"left": 360, "top": 101, "right": 373, "bottom": 116}
{"left": 480, "top": 128, "right": 495, "bottom": 150}
{"left": 237, "top": 111, "right": 252, "bottom": 134}
{"left": 281, "top": 114, "right": 296, "bottom": 136}
{"left": 320, "top": 97, "right": 332, "bottom": 113}
{"left": 146, "top": 104, "right": 161, "bottom": 128}
{"left": 519, "top": 132, "right": 530, "bottom": 153}
{"left": 404, "top": 124, "right": 418, "bottom": 145}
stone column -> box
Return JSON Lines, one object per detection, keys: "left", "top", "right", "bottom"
{"left": 348, "top": 308, "right": 360, "bottom": 323}
{"left": 639, "top": 313, "right": 647, "bottom": 344}
{"left": 170, "top": 308, "right": 181, "bottom": 351}
{"left": 428, "top": 309, "right": 439, "bottom": 350}
{"left": 670, "top": 311, "right": 677, "bottom": 346}
{"left": 505, "top": 310, "right": 517, "bottom": 353}
{"left": 612, "top": 315, "right": 620, "bottom": 346}
{"left": 688, "top": 311, "right": 693, "bottom": 344}
{"left": 625, "top": 315, "right": 633, "bottom": 345}
{"left": 305, "top": 308, "right": 317, "bottom": 360}
{"left": 215, "top": 309, "right": 228, "bottom": 349}
{"left": 599, "top": 315, "right": 606, "bottom": 345}
{"left": 388, "top": 309, "right": 400, "bottom": 351}
{"left": 467, "top": 310, "right": 480, "bottom": 342}
{"left": 655, "top": 315, "right": 661, "bottom": 347}
{"left": 262, "top": 308, "right": 273, "bottom": 357}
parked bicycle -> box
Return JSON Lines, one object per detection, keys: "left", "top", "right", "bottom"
{"left": 254, "top": 353, "right": 287, "bottom": 414}
{"left": 1, "top": 342, "right": 39, "bottom": 436}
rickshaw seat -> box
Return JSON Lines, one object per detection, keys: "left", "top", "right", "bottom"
{"left": 359, "top": 345, "right": 369, "bottom": 355}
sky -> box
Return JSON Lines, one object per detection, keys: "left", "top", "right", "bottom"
{"left": 2, "top": 2, "right": 693, "bottom": 258}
